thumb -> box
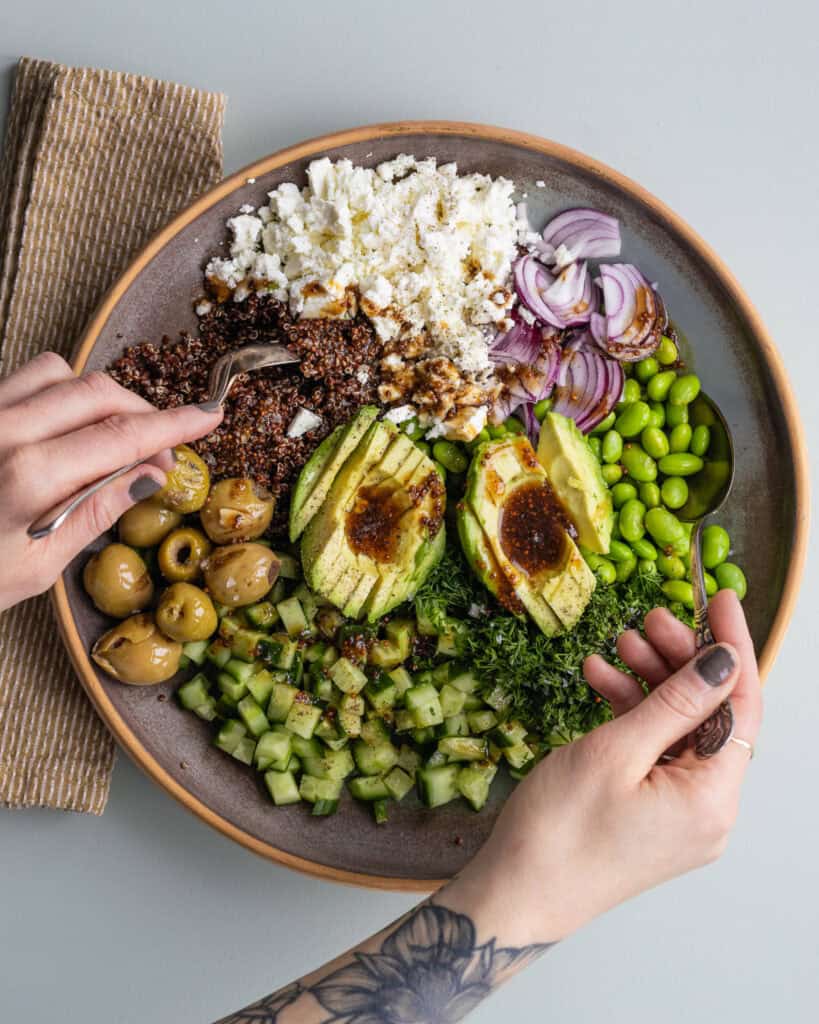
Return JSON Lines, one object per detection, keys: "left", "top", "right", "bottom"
{"left": 613, "top": 643, "right": 741, "bottom": 772}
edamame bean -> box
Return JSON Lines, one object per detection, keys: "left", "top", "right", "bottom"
{"left": 703, "top": 571, "right": 718, "bottom": 597}
{"left": 701, "top": 524, "right": 730, "bottom": 568}
{"left": 657, "top": 553, "right": 686, "bottom": 579}
{"left": 648, "top": 402, "right": 666, "bottom": 428}
{"left": 621, "top": 445, "right": 657, "bottom": 482}
{"left": 658, "top": 453, "right": 704, "bottom": 476}
{"left": 646, "top": 370, "right": 676, "bottom": 402}
{"left": 611, "top": 482, "right": 638, "bottom": 507}
{"left": 660, "top": 476, "right": 688, "bottom": 509}
{"left": 668, "top": 423, "right": 692, "bottom": 453}
{"left": 632, "top": 537, "right": 658, "bottom": 560}
{"left": 690, "top": 424, "right": 711, "bottom": 457}
{"left": 403, "top": 418, "right": 426, "bottom": 441}
{"left": 714, "top": 562, "right": 747, "bottom": 599}
{"left": 533, "top": 398, "right": 553, "bottom": 422}
{"left": 415, "top": 441, "right": 431, "bottom": 455}
{"left": 588, "top": 436, "right": 603, "bottom": 460}
{"left": 467, "top": 428, "right": 491, "bottom": 450}
{"left": 641, "top": 426, "right": 670, "bottom": 459}
{"left": 601, "top": 464, "right": 623, "bottom": 485}
{"left": 615, "top": 554, "right": 637, "bottom": 582}
{"left": 622, "top": 379, "right": 642, "bottom": 404}
{"left": 637, "top": 558, "right": 658, "bottom": 575}
{"left": 591, "top": 410, "right": 617, "bottom": 435}
{"left": 488, "top": 423, "right": 507, "bottom": 439}
{"left": 645, "top": 507, "right": 684, "bottom": 545}
{"left": 594, "top": 558, "right": 617, "bottom": 585}
{"left": 670, "top": 535, "right": 689, "bottom": 556}
{"left": 656, "top": 335, "right": 678, "bottom": 365}
{"left": 668, "top": 373, "right": 701, "bottom": 406}
{"left": 639, "top": 481, "right": 661, "bottom": 508}
{"left": 635, "top": 357, "right": 659, "bottom": 382}
{"left": 602, "top": 429, "right": 624, "bottom": 463}
{"left": 662, "top": 580, "right": 694, "bottom": 608}
{"left": 607, "top": 540, "right": 634, "bottom": 563}
{"left": 665, "top": 403, "right": 689, "bottom": 428}
{"left": 619, "top": 499, "right": 647, "bottom": 542}
{"left": 504, "top": 416, "right": 526, "bottom": 435}
{"left": 432, "top": 441, "right": 468, "bottom": 474}
{"left": 615, "top": 401, "right": 651, "bottom": 438}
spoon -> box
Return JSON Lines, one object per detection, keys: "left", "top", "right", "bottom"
{"left": 676, "top": 391, "right": 736, "bottom": 758}
{"left": 28, "top": 343, "right": 299, "bottom": 539}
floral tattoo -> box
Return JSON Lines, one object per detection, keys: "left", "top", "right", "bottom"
{"left": 216, "top": 903, "right": 553, "bottom": 1023}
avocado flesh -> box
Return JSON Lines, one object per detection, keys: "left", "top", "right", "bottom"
{"left": 289, "top": 406, "right": 378, "bottom": 541}
{"left": 459, "top": 436, "right": 594, "bottom": 635}
{"left": 300, "top": 420, "right": 446, "bottom": 621}
{"left": 536, "top": 412, "right": 613, "bottom": 554}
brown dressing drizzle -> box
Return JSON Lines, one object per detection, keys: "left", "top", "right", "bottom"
{"left": 346, "top": 471, "right": 445, "bottom": 564}
{"left": 499, "top": 480, "right": 570, "bottom": 578}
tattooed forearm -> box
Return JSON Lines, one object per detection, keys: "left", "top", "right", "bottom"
{"left": 214, "top": 902, "right": 553, "bottom": 1024}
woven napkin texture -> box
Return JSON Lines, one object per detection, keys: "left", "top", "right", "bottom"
{"left": 0, "top": 57, "right": 225, "bottom": 814}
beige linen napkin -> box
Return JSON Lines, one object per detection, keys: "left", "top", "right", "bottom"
{"left": 0, "top": 57, "right": 225, "bottom": 813}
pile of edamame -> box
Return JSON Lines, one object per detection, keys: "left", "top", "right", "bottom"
{"left": 582, "top": 335, "right": 746, "bottom": 611}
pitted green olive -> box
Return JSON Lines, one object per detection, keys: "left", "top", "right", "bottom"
{"left": 158, "top": 527, "right": 212, "bottom": 582}
{"left": 118, "top": 500, "right": 182, "bottom": 547}
{"left": 155, "top": 583, "right": 217, "bottom": 642}
{"left": 153, "top": 444, "right": 210, "bottom": 514}
{"left": 203, "top": 543, "right": 280, "bottom": 607}
{"left": 199, "top": 477, "right": 275, "bottom": 544}
{"left": 83, "top": 543, "right": 154, "bottom": 618}
{"left": 91, "top": 613, "right": 182, "bottom": 685}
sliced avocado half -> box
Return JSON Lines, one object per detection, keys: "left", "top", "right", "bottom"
{"left": 289, "top": 405, "right": 378, "bottom": 541}
{"left": 457, "top": 435, "right": 595, "bottom": 636}
{"left": 536, "top": 412, "right": 613, "bottom": 554}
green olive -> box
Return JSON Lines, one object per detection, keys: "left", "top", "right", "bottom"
{"left": 155, "top": 583, "right": 218, "bottom": 642}
{"left": 158, "top": 528, "right": 212, "bottom": 582}
{"left": 118, "top": 500, "right": 182, "bottom": 547}
{"left": 200, "top": 477, "right": 275, "bottom": 544}
{"left": 203, "top": 543, "right": 280, "bottom": 607}
{"left": 83, "top": 543, "right": 154, "bottom": 618}
{"left": 153, "top": 444, "right": 210, "bottom": 514}
{"left": 91, "top": 613, "right": 182, "bottom": 685}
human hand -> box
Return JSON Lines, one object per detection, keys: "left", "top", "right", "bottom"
{"left": 443, "top": 589, "right": 762, "bottom": 945}
{"left": 0, "top": 352, "right": 223, "bottom": 612}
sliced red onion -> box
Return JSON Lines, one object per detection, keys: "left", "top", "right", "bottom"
{"left": 550, "top": 338, "right": 624, "bottom": 433}
{"left": 541, "top": 208, "right": 621, "bottom": 266}
{"left": 541, "top": 261, "right": 599, "bottom": 325}
{"left": 489, "top": 315, "right": 544, "bottom": 366}
{"left": 592, "top": 263, "right": 662, "bottom": 362}
{"left": 514, "top": 256, "right": 566, "bottom": 328}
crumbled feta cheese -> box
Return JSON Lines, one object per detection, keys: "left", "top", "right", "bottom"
{"left": 239, "top": 203, "right": 255, "bottom": 214}
{"left": 195, "top": 299, "right": 213, "bottom": 316}
{"left": 286, "top": 408, "right": 323, "bottom": 438}
{"left": 384, "top": 404, "right": 416, "bottom": 425}
{"left": 535, "top": 179, "right": 546, "bottom": 188}
{"left": 355, "top": 367, "right": 370, "bottom": 385}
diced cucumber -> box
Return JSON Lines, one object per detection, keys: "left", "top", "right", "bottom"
{"left": 264, "top": 769, "right": 301, "bottom": 805}
{"left": 340, "top": 693, "right": 365, "bottom": 716}
{"left": 353, "top": 739, "right": 398, "bottom": 776}
{"left": 412, "top": 726, "right": 436, "bottom": 746}
{"left": 397, "top": 744, "right": 422, "bottom": 776}
{"left": 289, "top": 734, "right": 323, "bottom": 760}
{"left": 384, "top": 618, "right": 414, "bottom": 657}
{"left": 439, "top": 683, "right": 466, "bottom": 718}
{"left": 268, "top": 578, "right": 288, "bottom": 604}
{"left": 276, "top": 597, "right": 309, "bottom": 637}
{"left": 348, "top": 776, "right": 390, "bottom": 801}
{"left": 237, "top": 695, "right": 270, "bottom": 738}
{"left": 394, "top": 710, "right": 415, "bottom": 733}
{"left": 312, "top": 798, "right": 339, "bottom": 817}
{"left": 489, "top": 720, "right": 528, "bottom": 749}
{"left": 214, "top": 695, "right": 238, "bottom": 719}
{"left": 246, "top": 668, "right": 277, "bottom": 706}
{"left": 415, "top": 608, "right": 437, "bottom": 636}
{"left": 254, "top": 729, "right": 292, "bottom": 771}
{"left": 387, "top": 666, "right": 413, "bottom": 698}
{"left": 192, "top": 698, "right": 218, "bottom": 722}
{"left": 267, "top": 681, "right": 298, "bottom": 723}
{"left": 364, "top": 673, "right": 397, "bottom": 711}
{"left": 177, "top": 673, "right": 211, "bottom": 710}
{"left": 258, "top": 634, "right": 298, "bottom": 670}
{"left": 457, "top": 761, "right": 498, "bottom": 811}
{"left": 504, "top": 742, "right": 536, "bottom": 770}
{"left": 219, "top": 615, "right": 243, "bottom": 640}
{"left": 286, "top": 754, "right": 302, "bottom": 774}
{"left": 416, "top": 763, "right": 461, "bottom": 807}
{"left": 315, "top": 607, "right": 345, "bottom": 640}
{"left": 292, "top": 584, "right": 319, "bottom": 622}
{"left": 425, "top": 749, "right": 448, "bottom": 768}
{"left": 314, "top": 715, "right": 344, "bottom": 746}
{"left": 224, "top": 658, "right": 256, "bottom": 685}
{"left": 181, "top": 640, "right": 209, "bottom": 666}
{"left": 431, "top": 662, "right": 451, "bottom": 687}
{"left": 438, "top": 736, "right": 487, "bottom": 761}
{"left": 217, "top": 671, "right": 248, "bottom": 702}
{"left": 299, "top": 775, "right": 343, "bottom": 804}
{"left": 482, "top": 685, "right": 512, "bottom": 712}
{"left": 466, "top": 710, "right": 498, "bottom": 733}
{"left": 462, "top": 694, "right": 485, "bottom": 711}
{"left": 231, "top": 736, "right": 256, "bottom": 765}
{"left": 439, "top": 713, "right": 469, "bottom": 737}
{"left": 274, "top": 552, "right": 301, "bottom": 580}
{"left": 329, "top": 657, "right": 368, "bottom": 694}
{"left": 321, "top": 644, "right": 339, "bottom": 668}
{"left": 311, "top": 674, "right": 335, "bottom": 703}
{"left": 304, "top": 641, "right": 327, "bottom": 663}
{"left": 285, "top": 695, "right": 323, "bottom": 739}
{"left": 205, "top": 639, "right": 232, "bottom": 669}
{"left": 360, "top": 718, "right": 391, "bottom": 746}
{"left": 384, "top": 766, "right": 414, "bottom": 801}
{"left": 338, "top": 708, "right": 362, "bottom": 738}
{"left": 302, "top": 747, "right": 355, "bottom": 781}
{"left": 448, "top": 669, "right": 480, "bottom": 694}
{"left": 436, "top": 632, "right": 460, "bottom": 657}
{"left": 373, "top": 798, "right": 389, "bottom": 824}
{"left": 367, "top": 639, "right": 404, "bottom": 669}
{"left": 405, "top": 683, "right": 443, "bottom": 728}
{"left": 230, "top": 628, "right": 270, "bottom": 662}
{"left": 244, "top": 601, "right": 279, "bottom": 630}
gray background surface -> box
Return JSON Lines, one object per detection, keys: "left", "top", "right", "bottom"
{"left": 1, "top": 1, "right": 817, "bottom": 1021}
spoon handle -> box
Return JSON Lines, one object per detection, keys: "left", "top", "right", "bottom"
{"left": 690, "top": 518, "right": 734, "bottom": 758}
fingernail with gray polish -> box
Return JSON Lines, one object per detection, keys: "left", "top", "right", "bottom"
{"left": 129, "top": 475, "right": 162, "bottom": 502}
{"left": 696, "top": 645, "right": 735, "bottom": 686}
{"left": 197, "top": 400, "right": 222, "bottom": 414}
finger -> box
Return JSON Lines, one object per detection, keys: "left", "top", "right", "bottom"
{"left": 19, "top": 403, "right": 222, "bottom": 513}
{"left": 617, "top": 630, "right": 673, "bottom": 687}
{"left": 613, "top": 642, "right": 742, "bottom": 775}
{"left": 34, "top": 465, "right": 167, "bottom": 576}
{"left": 4, "top": 370, "right": 158, "bottom": 445}
{"left": 583, "top": 654, "right": 645, "bottom": 717}
{"left": 0, "top": 352, "right": 73, "bottom": 412}
{"left": 644, "top": 607, "right": 696, "bottom": 669}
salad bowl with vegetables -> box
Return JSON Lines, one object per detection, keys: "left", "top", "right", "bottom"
{"left": 55, "top": 123, "right": 807, "bottom": 888}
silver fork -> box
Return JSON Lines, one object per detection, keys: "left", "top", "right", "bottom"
{"left": 28, "top": 343, "right": 299, "bottom": 539}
